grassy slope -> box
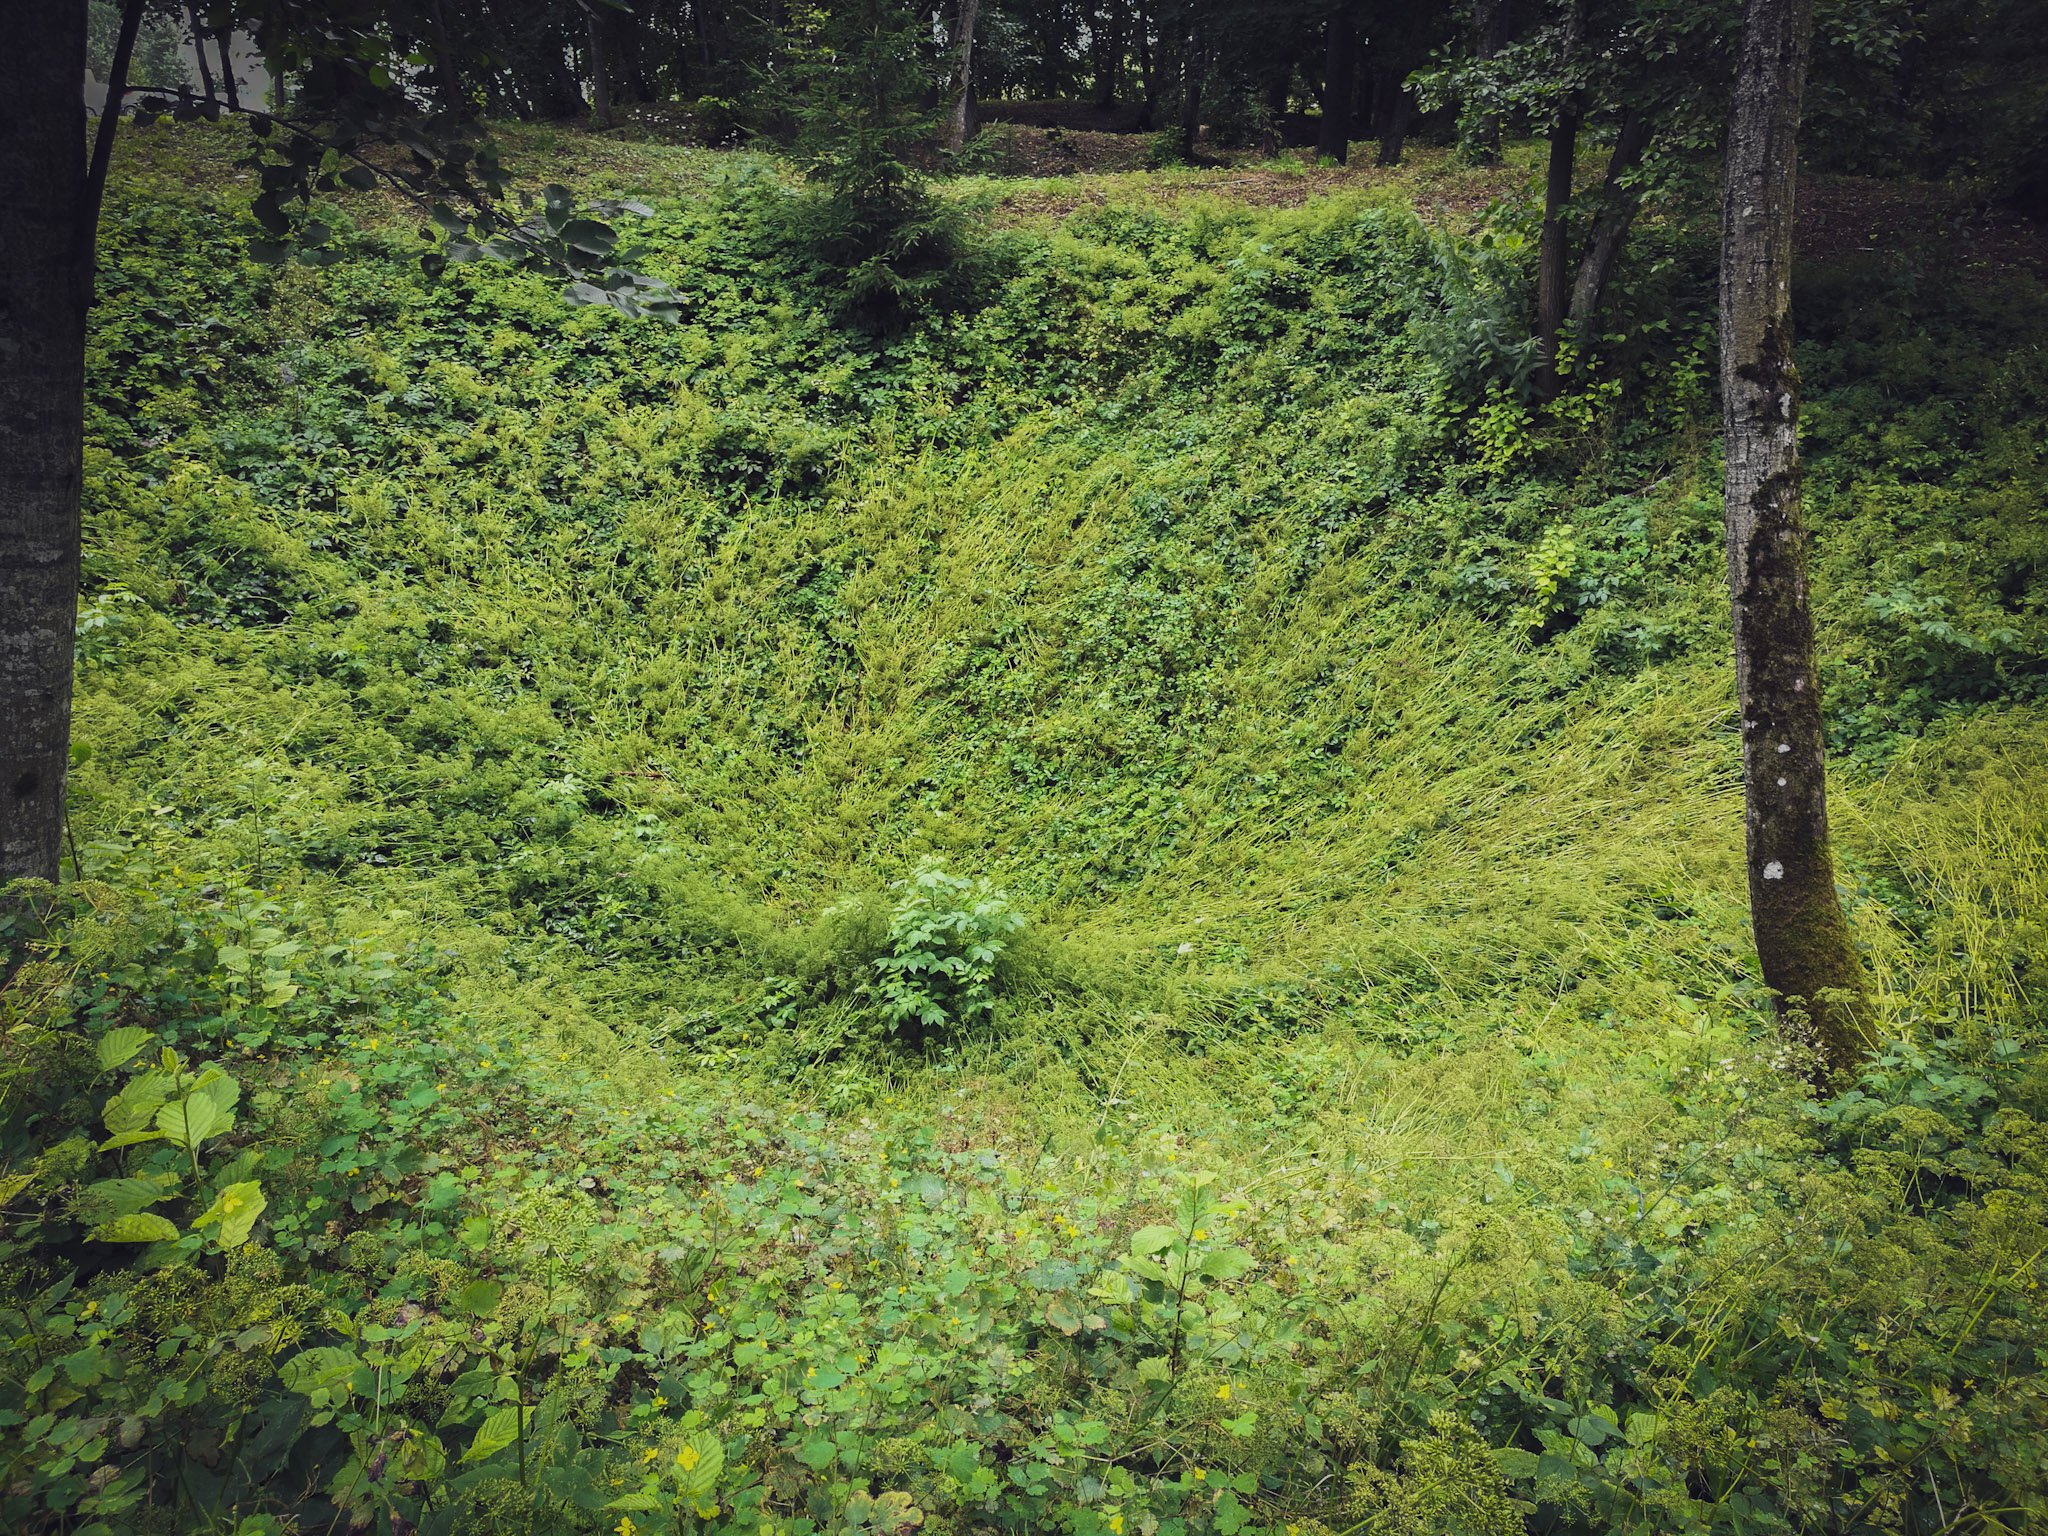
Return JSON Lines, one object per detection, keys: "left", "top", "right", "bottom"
{"left": 41, "top": 120, "right": 2048, "bottom": 1530}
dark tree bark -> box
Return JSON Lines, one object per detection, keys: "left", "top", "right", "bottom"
{"left": 1094, "top": 0, "right": 1124, "bottom": 108}
{"left": 186, "top": 2, "right": 218, "bottom": 103}
{"left": 425, "top": 0, "right": 466, "bottom": 116}
{"left": 1373, "top": 66, "right": 1411, "bottom": 165}
{"left": 216, "top": 28, "right": 240, "bottom": 110}
{"left": 944, "top": 0, "right": 982, "bottom": 152}
{"left": 3, "top": 0, "right": 96, "bottom": 885}
{"left": 1566, "top": 107, "right": 1651, "bottom": 334}
{"left": 610, "top": 4, "right": 649, "bottom": 104}
{"left": 1317, "top": 4, "right": 1355, "bottom": 163}
{"left": 1720, "top": 0, "right": 1869, "bottom": 1074}
{"left": 1531, "top": 104, "right": 1578, "bottom": 399}
{"left": 1469, "top": 0, "right": 1509, "bottom": 162}
{"left": 582, "top": 1, "right": 616, "bottom": 127}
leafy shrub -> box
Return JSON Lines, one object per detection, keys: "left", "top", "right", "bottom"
{"left": 872, "top": 862, "right": 1025, "bottom": 1045}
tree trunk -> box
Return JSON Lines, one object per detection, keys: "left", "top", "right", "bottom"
{"left": 611, "top": 5, "right": 649, "bottom": 104}
{"left": 1374, "top": 74, "right": 1411, "bottom": 165}
{"left": 1470, "top": 0, "right": 1509, "bottom": 163}
{"left": 1094, "top": 0, "right": 1123, "bottom": 108}
{"left": 582, "top": 2, "right": 616, "bottom": 128}
{"left": 1176, "top": 26, "right": 1204, "bottom": 160}
{"left": 1720, "top": 0, "right": 1868, "bottom": 1075}
{"left": 1136, "top": 3, "right": 1157, "bottom": 128}
{"left": 944, "top": 0, "right": 982, "bottom": 152}
{"left": 186, "top": 3, "right": 217, "bottom": 103}
{"left": 2, "top": 1, "right": 93, "bottom": 886}
{"left": 1317, "top": 5, "right": 1355, "bottom": 163}
{"left": 425, "top": 0, "right": 465, "bottom": 116}
{"left": 216, "top": 29, "right": 240, "bottom": 111}
{"left": 1532, "top": 104, "right": 1578, "bottom": 399}
{"left": 1566, "top": 107, "right": 1651, "bottom": 334}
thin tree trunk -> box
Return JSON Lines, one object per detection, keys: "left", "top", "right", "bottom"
{"left": 186, "top": 3, "right": 217, "bottom": 103}
{"left": 216, "top": 29, "right": 240, "bottom": 110}
{"left": 1566, "top": 107, "right": 1651, "bottom": 333}
{"left": 1720, "top": 0, "right": 1868, "bottom": 1075}
{"left": 426, "top": 0, "right": 465, "bottom": 116}
{"left": 582, "top": 2, "right": 616, "bottom": 128}
{"left": 1318, "top": 5, "right": 1355, "bottom": 163}
{"left": 1177, "top": 26, "right": 1204, "bottom": 160}
{"left": 1532, "top": 104, "right": 1578, "bottom": 399}
{"left": 944, "top": 0, "right": 982, "bottom": 152}
{"left": 1470, "top": 0, "right": 1509, "bottom": 163}
{"left": 1137, "top": 3, "right": 1157, "bottom": 128}
{"left": 3, "top": 1, "right": 96, "bottom": 886}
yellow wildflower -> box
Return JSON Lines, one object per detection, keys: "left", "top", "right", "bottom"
{"left": 615, "top": 1519, "right": 637, "bottom": 1536}
{"left": 1216, "top": 1384, "right": 1232, "bottom": 1400}
{"left": 675, "top": 1444, "right": 701, "bottom": 1472}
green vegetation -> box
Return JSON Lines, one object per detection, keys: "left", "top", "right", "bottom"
{"left": 4, "top": 119, "right": 2047, "bottom": 1535}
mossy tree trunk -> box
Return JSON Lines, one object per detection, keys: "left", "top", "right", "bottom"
{"left": 1719, "top": 0, "right": 1871, "bottom": 1075}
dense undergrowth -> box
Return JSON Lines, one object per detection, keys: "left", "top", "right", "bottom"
{"left": 4, "top": 123, "right": 2048, "bottom": 1535}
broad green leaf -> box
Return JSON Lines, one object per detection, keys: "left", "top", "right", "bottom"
{"left": 192, "top": 1181, "right": 266, "bottom": 1247}
{"left": 1045, "top": 1296, "right": 1083, "bottom": 1336}
{"left": 157, "top": 1093, "right": 228, "bottom": 1154}
{"left": 607, "top": 1493, "right": 663, "bottom": 1512}
{"left": 1199, "top": 1245, "right": 1256, "bottom": 1282}
{"left": 280, "top": 1346, "right": 360, "bottom": 1397}
{"left": 76, "top": 1174, "right": 177, "bottom": 1221}
{"left": 99, "top": 1129, "right": 165, "bottom": 1150}
{"left": 96, "top": 1028, "right": 153, "bottom": 1073}
{"left": 1130, "top": 1224, "right": 1179, "bottom": 1255}
{"left": 0, "top": 1172, "right": 32, "bottom": 1207}
{"left": 670, "top": 1430, "right": 724, "bottom": 1499}
{"left": 90, "top": 1212, "right": 180, "bottom": 1243}
{"left": 798, "top": 1439, "right": 836, "bottom": 1471}
{"left": 103, "top": 1071, "right": 173, "bottom": 1134}
{"left": 193, "top": 1070, "right": 242, "bottom": 1115}
{"left": 464, "top": 1404, "right": 526, "bottom": 1463}
{"left": 453, "top": 1279, "right": 503, "bottom": 1317}
{"left": 1494, "top": 1447, "right": 1541, "bottom": 1479}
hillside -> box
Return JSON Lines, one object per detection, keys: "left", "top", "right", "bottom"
{"left": 8, "top": 122, "right": 2048, "bottom": 1535}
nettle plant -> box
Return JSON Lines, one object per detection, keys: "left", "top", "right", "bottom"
{"left": 872, "top": 863, "right": 1025, "bottom": 1046}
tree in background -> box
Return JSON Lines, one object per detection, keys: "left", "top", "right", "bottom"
{"left": 777, "top": 0, "right": 977, "bottom": 329}
{"left": 87, "top": 0, "right": 193, "bottom": 93}
{"left": 1423, "top": 0, "right": 1734, "bottom": 399}
{"left": 944, "top": 0, "right": 984, "bottom": 152}
{"left": 1718, "top": 0, "right": 1870, "bottom": 1074}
